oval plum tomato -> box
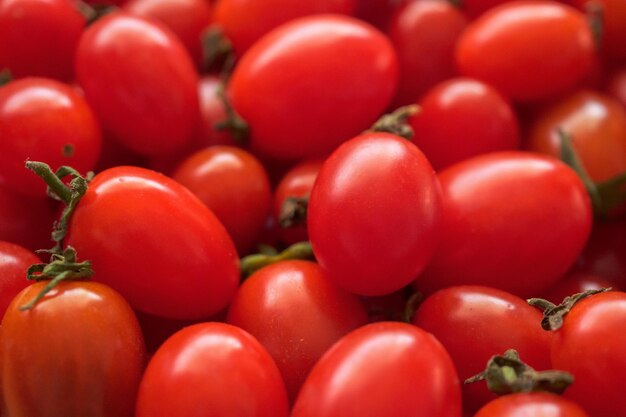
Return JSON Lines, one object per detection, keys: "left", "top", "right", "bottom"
{"left": 548, "top": 291, "right": 626, "bottom": 417}
{"left": 0, "top": 0, "right": 85, "bottom": 81}
{"left": 273, "top": 159, "right": 323, "bottom": 245}
{"left": 409, "top": 77, "right": 520, "bottom": 170}
{"left": 124, "top": 0, "right": 212, "bottom": 68}
{"left": 387, "top": 0, "right": 467, "bottom": 107}
{"left": 308, "top": 132, "right": 441, "bottom": 296}
{"left": 212, "top": 0, "right": 356, "bottom": 55}
{"left": 411, "top": 286, "right": 552, "bottom": 413}
{"left": 65, "top": 166, "right": 240, "bottom": 320}
{"left": 0, "top": 241, "right": 39, "bottom": 316}
{"left": 526, "top": 89, "right": 626, "bottom": 182}
{"left": 416, "top": 151, "right": 592, "bottom": 298}
{"left": 291, "top": 321, "right": 461, "bottom": 417}
{"left": 474, "top": 392, "right": 590, "bottom": 417}
{"left": 1, "top": 281, "right": 146, "bottom": 417}
{"left": 228, "top": 14, "right": 399, "bottom": 161}
{"left": 136, "top": 322, "right": 290, "bottom": 417}
{"left": 226, "top": 260, "right": 368, "bottom": 402}
{"left": 75, "top": 12, "right": 199, "bottom": 157}
{"left": 455, "top": 1, "right": 595, "bottom": 102}
{"left": 0, "top": 77, "right": 102, "bottom": 198}
{"left": 172, "top": 145, "right": 272, "bottom": 255}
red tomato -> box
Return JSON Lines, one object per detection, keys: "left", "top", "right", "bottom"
{"left": 576, "top": 217, "right": 626, "bottom": 288}
{"left": 409, "top": 77, "right": 520, "bottom": 170}
{"left": 75, "top": 12, "right": 200, "bottom": 157}
{"left": 412, "top": 286, "right": 552, "bottom": 413}
{"left": 66, "top": 166, "right": 240, "bottom": 320}
{"left": 0, "top": 0, "right": 85, "bottom": 81}
{"left": 549, "top": 291, "right": 626, "bottom": 417}
{"left": 0, "top": 77, "right": 102, "bottom": 198}
{"left": 124, "top": 0, "right": 212, "bottom": 67}
{"left": 474, "top": 392, "right": 590, "bottom": 417}
{"left": 526, "top": 89, "right": 626, "bottom": 182}
{"left": 0, "top": 241, "right": 39, "bottom": 317}
{"left": 227, "top": 260, "right": 368, "bottom": 402}
{"left": 571, "top": 0, "right": 626, "bottom": 64}
{"left": 417, "top": 152, "right": 593, "bottom": 298}
{"left": 308, "top": 132, "right": 441, "bottom": 296}
{"left": 607, "top": 66, "right": 626, "bottom": 108}
{"left": 212, "top": 0, "right": 356, "bottom": 55}
{"left": 1, "top": 281, "right": 146, "bottom": 417}
{"left": 387, "top": 0, "right": 467, "bottom": 107}
{"left": 172, "top": 145, "right": 272, "bottom": 255}
{"left": 455, "top": 1, "right": 595, "bottom": 102}
{"left": 136, "top": 322, "right": 290, "bottom": 417}
{"left": 291, "top": 321, "right": 462, "bottom": 417}
{"left": 228, "top": 14, "right": 399, "bottom": 160}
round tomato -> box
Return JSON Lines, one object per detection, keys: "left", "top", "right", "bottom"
{"left": 65, "top": 165, "right": 240, "bottom": 320}
{"left": 228, "top": 14, "right": 398, "bottom": 160}
{"left": 308, "top": 132, "right": 441, "bottom": 296}
{"left": 474, "top": 392, "right": 590, "bottom": 417}
{"left": 0, "top": 241, "right": 39, "bottom": 316}
{"left": 455, "top": 1, "right": 595, "bottom": 102}
{"left": 291, "top": 321, "right": 461, "bottom": 417}
{"left": 416, "top": 151, "right": 592, "bottom": 298}
{"left": 136, "top": 322, "right": 289, "bottom": 417}
{"left": 1, "top": 281, "right": 146, "bottom": 417}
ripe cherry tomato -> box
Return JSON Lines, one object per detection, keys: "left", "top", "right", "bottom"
{"left": 227, "top": 260, "right": 368, "bottom": 401}
{"left": 387, "top": 0, "right": 467, "bottom": 107}
{"left": 308, "top": 132, "right": 441, "bottom": 296}
{"left": 0, "top": 0, "right": 85, "bottom": 81}
{"left": 0, "top": 241, "right": 39, "bottom": 317}
{"left": 172, "top": 145, "right": 272, "bottom": 255}
{"left": 1, "top": 281, "right": 146, "bottom": 417}
{"left": 474, "top": 392, "right": 590, "bottom": 417}
{"left": 412, "top": 286, "right": 552, "bottom": 413}
{"left": 0, "top": 77, "right": 102, "bottom": 198}
{"left": 455, "top": 1, "right": 595, "bottom": 102}
{"left": 291, "top": 321, "right": 462, "bottom": 417}
{"left": 75, "top": 12, "right": 199, "bottom": 157}
{"left": 136, "top": 322, "right": 290, "bottom": 417}
{"left": 417, "top": 151, "right": 592, "bottom": 298}
{"left": 212, "top": 0, "right": 356, "bottom": 55}
{"left": 526, "top": 89, "right": 626, "bottom": 182}
{"left": 66, "top": 166, "right": 240, "bottom": 320}
{"left": 549, "top": 291, "right": 626, "bottom": 417}
{"left": 409, "top": 77, "right": 520, "bottom": 170}
{"left": 228, "top": 14, "right": 399, "bottom": 160}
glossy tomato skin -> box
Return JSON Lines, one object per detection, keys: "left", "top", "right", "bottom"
{"left": 228, "top": 15, "right": 399, "bottom": 161}
{"left": 291, "top": 321, "right": 462, "bottom": 417}
{"left": 66, "top": 166, "right": 240, "bottom": 320}
{"left": 0, "top": 77, "right": 102, "bottom": 198}
{"left": 0, "top": 241, "right": 39, "bottom": 317}
{"left": 409, "top": 77, "right": 520, "bottom": 170}
{"left": 136, "top": 322, "right": 290, "bottom": 417}
{"left": 412, "top": 286, "right": 552, "bottom": 413}
{"left": 1, "top": 281, "right": 146, "bottom": 417}
{"left": 474, "top": 392, "right": 590, "bottom": 417}
{"left": 526, "top": 89, "right": 626, "bottom": 182}
{"left": 227, "top": 260, "right": 368, "bottom": 402}
{"left": 308, "top": 132, "right": 441, "bottom": 296}
{"left": 417, "top": 152, "right": 592, "bottom": 298}
{"left": 550, "top": 291, "right": 626, "bottom": 417}
{"left": 75, "top": 12, "right": 199, "bottom": 157}
{"left": 172, "top": 145, "right": 272, "bottom": 255}
{"left": 455, "top": 1, "right": 595, "bottom": 102}
{"left": 388, "top": 0, "right": 468, "bottom": 107}
{"left": 0, "top": 0, "right": 85, "bottom": 81}
{"left": 212, "top": 0, "right": 356, "bottom": 55}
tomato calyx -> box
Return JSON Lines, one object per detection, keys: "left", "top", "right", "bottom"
{"left": 465, "top": 349, "right": 574, "bottom": 395}
{"left": 279, "top": 196, "right": 309, "bottom": 228}
{"left": 528, "top": 287, "right": 612, "bottom": 331}
{"left": 0, "top": 68, "right": 12, "bottom": 87}
{"left": 240, "top": 241, "right": 314, "bottom": 278}
{"left": 365, "top": 105, "right": 420, "bottom": 140}
{"left": 201, "top": 27, "right": 236, "bottom": 74}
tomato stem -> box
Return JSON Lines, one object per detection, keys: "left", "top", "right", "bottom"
{"left": 584, "top": 0, "right": 604, "bottom": 51}
{"left": 465, "top": 349, "right": 573, "bottom": 395}
{"left": 240, "top": 241, "right": 315, "bottom": 278}
{"left": 0, "top": 68, "right": 12, "bottom": 87}
{"left": 366, "top": 104, "right": 419, "bottom": 140}
{"left": 201, "top": 26, "right": 235, "bottom": 74}
{"left": 279, "top": 196, "right": 309, "bottom": 228}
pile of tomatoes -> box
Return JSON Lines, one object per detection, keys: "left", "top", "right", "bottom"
{"left": 1, "top": 0, "right": 626, "bottom": 415}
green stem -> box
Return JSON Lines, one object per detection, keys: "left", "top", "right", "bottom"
{"left": 25, "top": 161, "right": 72, "bottom": 203}
{"left": 279, "top": 196, "right": 309, "bottom": 228}
{"left": 528, "top": 288, "right": 611, "bottom": 331}
{"left": 240, "top": 241, "right": 315, "bottom": 278}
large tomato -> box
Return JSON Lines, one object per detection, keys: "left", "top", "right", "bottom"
{"left": 308, "top": 132, "right": 441, "bottom": 296}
